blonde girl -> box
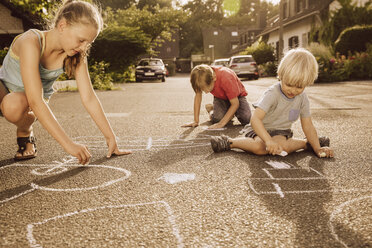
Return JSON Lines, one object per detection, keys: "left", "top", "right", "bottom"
{"left": 0, "top": 0, "right": 131, "bottom": 164}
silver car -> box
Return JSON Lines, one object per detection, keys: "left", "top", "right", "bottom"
{"left": 228, "top": 55, "right": 259, "bottom": 80}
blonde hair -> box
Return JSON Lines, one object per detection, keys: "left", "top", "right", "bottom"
{"left": 190, "top": 64, "right": 215, "bottom": 93}
{"left": 277, "top": 48, "right": 318, "bottom": 87}
{"left": 52, "top": 0, "right": 103, "bottom": 78}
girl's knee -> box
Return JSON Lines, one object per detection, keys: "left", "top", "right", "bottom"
{"left": 1, "top": 94, "right": 29, "bottom": 123}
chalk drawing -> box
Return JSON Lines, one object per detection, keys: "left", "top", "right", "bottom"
{"left": 248, "top": 161, "right": 372, "bottom": 198}
{"left": 105, "top": 112, "right": 132, "bottom": 118}
{"left": 328, "top": 195, "right": 372, "bottom": 248}
{"left": 158, "top": 173, "right": 196, "bottom": 184}
{"left": 72, "top": 135, "right": 211, "bottom": 151}
{"left": 26, "top": 201, "right": 184, "bottom": 248}
{"left": 0, "top": 157, "right": 131, "bottom": 204}
{"left": 201, "top": 126, "right": 227, "bottom": 131}
{"left": 265, "top": 160, "right": 291, "bottom": 169}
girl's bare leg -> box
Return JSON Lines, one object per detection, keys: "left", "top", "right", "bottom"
{"left": 1, "top": 92, "right": 37, "bottom": 157}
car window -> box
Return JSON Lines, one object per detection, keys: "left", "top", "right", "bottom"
{"left": 232, "top": 57, "right": 254, "bottom": 63}
{"left": 139, "top": 60, "right": 149, "bottom": 66}
{"left": 149, "top": 60, "right": 163, "bottom": 66}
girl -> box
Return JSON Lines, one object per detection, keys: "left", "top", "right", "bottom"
{"left": 0, "top": 0, "right": 131, "bottom": 164}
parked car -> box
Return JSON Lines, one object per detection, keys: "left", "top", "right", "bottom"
{"left": 135, "top": 58, "right": 167, "bottom": 82}
{"left": 211, "top": 58, "right": 229, "bottom": 67}
{"left": 228, "top": 55, "right": 259, "bottom": 80}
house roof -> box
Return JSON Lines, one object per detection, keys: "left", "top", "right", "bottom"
{"left": 0, "top": 0, "right": 44, "bottom": 28}
{"left": 260, "top": 0, "right": 333, "bottom": 36}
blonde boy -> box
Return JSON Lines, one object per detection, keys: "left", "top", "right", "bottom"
{"left": 182, "top": 64, "right": 251, "bottom": 129}
{"left": 211, "top": 48, "right": 334, "bottom": 158}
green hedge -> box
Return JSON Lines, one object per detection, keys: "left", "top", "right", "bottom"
{"left": 335, "top": 25, "right": 372, "bottom": 55}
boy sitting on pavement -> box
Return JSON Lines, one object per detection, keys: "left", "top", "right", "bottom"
{"left": 182, "top": 64, "right": 251, "bottom": 129}
{"left": 210, "top": 48, "right": 334, "bottom": 158}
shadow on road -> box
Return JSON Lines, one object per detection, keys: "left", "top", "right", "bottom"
{"left": 231, "top": 150, "right": 368, "bottom": 247}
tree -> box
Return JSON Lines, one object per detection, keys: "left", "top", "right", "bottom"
{"left": 315, "top": 0, "right": 372, "bottom": 46}
{"left": 90, "top": 6, "right": 183, "bottom": 71}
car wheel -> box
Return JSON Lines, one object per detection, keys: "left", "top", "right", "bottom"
{"left": 161, "top": 76, "right": 165, "bottom": 82}
{"left": 135, "top": 77, "right": 142, "bottom": 82}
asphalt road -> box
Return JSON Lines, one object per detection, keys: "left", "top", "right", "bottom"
{"left": 1, "top": 75, "right": 371, "bottom": 248}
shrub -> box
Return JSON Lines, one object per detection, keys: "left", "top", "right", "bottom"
{"left": 0, "top": 47, "right": 9, "bottom": 65}
{"left": 242, "top": 41, "right": 275, "bottom": 65}
{"left": 335, "top": 25, "right": 372, "bottom": 55}
{"left": 259, "top": 61, "right": 277, "bottom": 77}
{"left": 89, "top": 61, "right": 114, "bottom": 90}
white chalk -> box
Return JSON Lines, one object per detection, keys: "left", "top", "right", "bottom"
{"left": 279, "top": 151, "right": 288, "bottom": 157}
{"left": 319, "top": 152, "right": 327, "bottom": 158}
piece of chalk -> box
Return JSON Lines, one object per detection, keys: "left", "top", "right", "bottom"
{"left": 319, "top": 152, "right": 327, "bottom": 157}
{"left": 279, "top": 151, "right": 288, "bottom": 157}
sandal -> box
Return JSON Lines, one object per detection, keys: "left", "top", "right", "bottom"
{"left": 14, "top": 135, "right": 37, "bottom": 161}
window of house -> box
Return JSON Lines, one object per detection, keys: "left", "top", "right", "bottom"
{"left": 288, "top": 36, "right": 299, "bottom": 49}
{"left": 244, "top": 34, "right": 248, "bottom": 44}
{"left": 296, "top": 0, "right": 305, "bottom": 13}
{"left": 166, "top": 47, "right": 172, "bottom": 53}
{"left": 231, "top": 44, "right": 238, "bottom": 50}
{"left": 213, "top": 31, "right": 218, "bottom": 35}
{"left": 231, "top": 31, "right": 238, "bottom": 36}
{"left": 283, "top": 2, "right": 288, "bottom": 19}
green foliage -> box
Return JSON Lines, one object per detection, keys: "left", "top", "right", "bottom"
{"left": 308, "top": 42, "right": 372, "bottom": 82}
{"left": 258, "top": 61, "right": 277, "bottom": 77}
{"left": 89, "top": 61, "right": 114, "bottom": 90}
{"left": 241, "top": 41, "right": 275, "bottom": 65}
{"left": 90, "top": 6, "right": 183, "bottom": 71}
{"left": 315, "top": 0, "right": 372, "bottom": 46}
{"left": 335, "top": 25, "right": 372, "bottom": 55}
{"left": 0, "top": 48, "right": 8, "bottom": 65}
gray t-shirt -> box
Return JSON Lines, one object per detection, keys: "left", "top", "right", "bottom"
{"left": 252, "top": 82, "right": 310, "bottom": 131}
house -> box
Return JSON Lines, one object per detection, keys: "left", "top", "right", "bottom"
{"left": 258, "top": 0, "right": 369, "bottom": 59}
{"left": 201, "top": 25, "right": 263, "bottom": 63}
{"left": 198, "top": 11, "right": 266, "bottom": 65}
{"left": 0, "top": 0, "right": 42, "bottom": 49}
{"left": 259, "top": 0, "right": 333, "bottom": 59}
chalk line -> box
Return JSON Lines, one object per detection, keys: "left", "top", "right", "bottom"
{"left": 146, "top": 137, "right": 153, "bottom": 150}
{"left": 27, "top": 201, "right": 184, "bottom": 248}
{"left": 272, "top": 183, "right": 285, "bottom": 198}
{"left": 328, "top": 195, "right": 372, "bottom": 248}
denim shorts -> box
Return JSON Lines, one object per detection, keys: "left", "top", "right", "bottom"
{"left": 211, "top": 96, "right": 252, "bottom": 125}
{"left": 245, "top": 128, "right": 293, "bottom": 139}
{"left": 0, "top": 80, "right": 10, "bottom": 117}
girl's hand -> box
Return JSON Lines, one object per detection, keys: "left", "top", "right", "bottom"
{"left": 265, "top": 139, "right": 283, "bottom": 155}
{"left": 66, "top": 143, "right": 92, "bottom": 165}
{"left": 106, "top": 138, "right": 132, "bottom": 158}
{"left": 316, "top": 147, "right": 334, "bottom": 158}
{"left": 182, "top": 122, "right": 199, "bottom": 128}
{"left": 208, "top": 123, "right": 224, "bottom": 129}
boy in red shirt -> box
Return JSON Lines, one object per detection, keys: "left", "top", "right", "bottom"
{"left": 182, "top": 64, "right": 251, "bottom": 129}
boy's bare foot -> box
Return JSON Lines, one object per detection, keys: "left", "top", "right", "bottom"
{"left": 205, "top": 104, "right": 213, "bottom": 114}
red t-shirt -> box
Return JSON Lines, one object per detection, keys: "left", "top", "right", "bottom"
{"left": 210, "top": 66, "right": 247, "bottom": 100}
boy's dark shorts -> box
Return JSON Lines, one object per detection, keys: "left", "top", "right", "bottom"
{"left": 245, "top": 129, "right": 293, "bottom": 139}
{"left": 212, "top": 96, "right": 251, "bottom": 125}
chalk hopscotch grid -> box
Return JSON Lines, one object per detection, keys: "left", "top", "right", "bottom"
{"left": 0, "top": 157, "right": 131, "bottom": 204}
{"left": 26, "top": 201, "right": 184, "bottom": 248}
{"left": 248, "top": 161, "right": 372, "bottom": 198}
{"left": 72, "top": 135, "right": 212, "bottom": 151}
